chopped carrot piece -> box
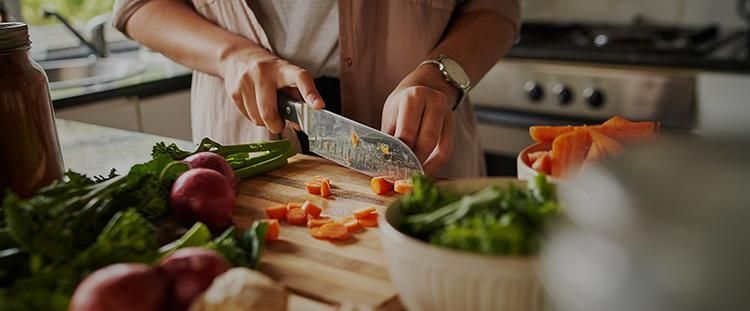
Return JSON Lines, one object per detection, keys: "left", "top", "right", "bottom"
{"left": 320, "top": 179, "right": 332, "bottom": 198}
{"left": 599, "top": 116, "right": 660, "bottom": 143}
{"left": 342, "top": 218, "right": 364, "bottom": 233}
{"left": 265, "top": 205, "right": 287, "bottom": 220}
{"left": 370, "top": 177, "right": 394, "bottom": 195}
{"left": 311, "top": 175, "right": 329, "bottom": 183}
{"left": 307, "top": 217, "right": 333, "bottom": 228}
{"left": 309, "top": 227, "right": 327, "bottom": 240}
{"left": 357, "top": 213, "right": 378, "bottom": 227}
{"left": 526, "top": 151, "right": 549, "bottom": 165}
{"left": 531, "top": 153, "right": 552, "bottom": 175}
{"left": 286, "top": 208, "right": 308, "bottom": 226}
{"left": 305, "top": 181, "right": 321, "bottom": 195}
{"left": 286, "top": 202, "right": 302, "bottom": 211}
{"left": 394, "top": 179, "right": 413, "bottom": 194}
{"left": 587, "top": 129, "right": 624, "bottom": 161}
{"left": 302, "top": 200, "right": 323, "bottom": 218}
{"left": 261, "top": 219, "right": 280, "bottom": 241}
{"left": 353, "top": 207, "right": 376, "bottom": 219}
{"left": 551, "top": 129, "right": 592, "bottom": 177}
{"left": 320, "top": 223, "right": 349, "bottom": 240}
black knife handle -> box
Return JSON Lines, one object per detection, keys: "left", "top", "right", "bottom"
{"left": 278, "top": 92, "right": 302, "bottom": 124}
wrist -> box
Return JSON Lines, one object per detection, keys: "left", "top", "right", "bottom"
{"left": 406, "top": 64, "right": 460, "bottom": 107}
{"left": 216, "top": 41, "right": 269, "bottom": 77}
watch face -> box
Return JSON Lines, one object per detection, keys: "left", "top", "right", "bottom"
{"left": 442, "top": 57, "right": 470, "bottom": 88}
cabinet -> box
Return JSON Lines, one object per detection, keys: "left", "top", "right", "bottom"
{"left": 55, "top": 90, "right": 192, "bottom": 141}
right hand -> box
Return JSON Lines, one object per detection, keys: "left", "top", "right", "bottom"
{"left": 218, "top": 46, "right": 324, "bottom": 134}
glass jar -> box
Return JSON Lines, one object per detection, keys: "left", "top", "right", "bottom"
{"left": 0, "top": 22, "right": 63, "bottom": 198}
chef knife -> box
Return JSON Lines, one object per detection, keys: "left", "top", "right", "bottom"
{"left": 278, "top": 92, "right": 423, "bottom": 180}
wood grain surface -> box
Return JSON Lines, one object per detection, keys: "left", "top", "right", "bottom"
{"left": 233, "top": 155, "right": 404, "bottom": 311}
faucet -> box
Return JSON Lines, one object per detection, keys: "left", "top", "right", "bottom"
{"left": 0, "top": 0, "right": 23, "bottom": 22}
{"left": 43, "top": 9, "right": 108, "bottom": 58}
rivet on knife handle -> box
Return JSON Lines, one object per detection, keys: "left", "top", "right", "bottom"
{"left": 277, "top": 92, "right": 302, "bottom": 125}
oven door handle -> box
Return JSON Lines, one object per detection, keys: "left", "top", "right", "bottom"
{"left": 474, "top": 107, "right": 598, "bottom": 129}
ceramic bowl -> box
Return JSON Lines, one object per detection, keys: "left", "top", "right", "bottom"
{"left": 517, "top": 142, "right": 556, "bottom": 182}
{"left": 380, "top": 178, "right": 544, "bottom": 311}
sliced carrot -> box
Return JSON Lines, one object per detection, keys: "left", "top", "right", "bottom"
{"left": 551, "top": 129, "right": 592, "bottom": 177}
{"left": 305, "top": 181, "right": 321, "bottom": 195}
{"left": 286, "top": 202, "right": 302, "bottom": 211}
{"left": 309, "top": 227, "right": 328, "bottom": 240}
{"left": 261, "top": 219, "right": 280, "bottom": 241}
{"left": 357, "top": 213, "right": 378, "bottom": 227}
{"left": 531, "top": 153, "right": 552, "bottom": 175}
{"left": 320, "top": 179, "right": 332, "bottom": 198}
{"left": 353, "top": 207, "right": 376, "bottom": 219}
{"left": 307, "top": 217, "right": 333, "bottom": 228}
{"left": 394, "top": 179, "right": 413, "bottom": 194}
{"left": 302, "top": 200, "right": 323, "bottom": 218}
{"left": 320, "top": 223, "right": 349, "bottom": 240}
{"left": 286, "top": 207, "right": 308, "bottom": 226}
{"left": 530, "top": 125, "right": 590, "bottom": 143}
{"left": 599, "top": 116, "right": 660, "bottom": 143}
{"left": 265, "top": 205, "right": 287, "bottom": 220}
{"left": 587, "top": 129, "right": 624, "bottom": 161}
{"left": 342, "top": 218, "right": 364, "bottom": 233}
{"left": 526, "top": 151, "right": 549, "bottom": 165}
{"left": 370, "top": 177, "right": 394, "bottom": 195}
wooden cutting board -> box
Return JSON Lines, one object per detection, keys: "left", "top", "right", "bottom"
{"left": 232, "top": 154, "right": 404, "bottom": 311}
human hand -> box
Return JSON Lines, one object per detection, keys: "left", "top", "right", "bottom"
{"left": 218, "top": 46, "right": 324, "bottom": 134}
{"left": 381, "top": 65, "right": 459, "bottom": 175}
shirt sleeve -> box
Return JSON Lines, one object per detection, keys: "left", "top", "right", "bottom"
{"left": 457, "top": 0, "right": 521, "bottom": 34}
{"left": 111, "top": 0, "right": 150, "bottom": 36}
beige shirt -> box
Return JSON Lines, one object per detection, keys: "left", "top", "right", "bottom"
{"left": 113, "top": 0, "right": 521, "bottom": 178}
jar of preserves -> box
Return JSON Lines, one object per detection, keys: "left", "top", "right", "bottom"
{"left": 0, "top": 22, "right": 63, "bottom": 198}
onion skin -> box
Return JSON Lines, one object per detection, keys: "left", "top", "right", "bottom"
{"left": 159, "top": 248, "right": 231, "bottom": 311}
{"left": 183, "top": 152, "right": 238, "bottom": 191}
{"left": 68, "top": 263, "right": 168, "bottom": 311}
{"left": 169, "top": 168, "right": 235, "bottom": 232}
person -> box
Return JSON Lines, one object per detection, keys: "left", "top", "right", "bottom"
{"left": 112, "top": 0, "right": 519, "bottom": 177}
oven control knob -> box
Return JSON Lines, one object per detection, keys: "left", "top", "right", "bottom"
{"left": 523, "top": 81, "right": 544, "bottom": 102}
{"left": 583, "top": 87, "right": 605, "bottom": 109}
{"left": 553, "top": 84, "right": 573, "bottom": 105}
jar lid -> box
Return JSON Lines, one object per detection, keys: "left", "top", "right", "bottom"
{"left": 0, "top": 22, "right": 30, "bottom": 53}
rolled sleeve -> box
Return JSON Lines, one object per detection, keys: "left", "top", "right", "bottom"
{"left": 457, "top": 0, "right": 521, "bottom": 34}
{"left": 112, "top": 0, "right": 151, "bottom": 36}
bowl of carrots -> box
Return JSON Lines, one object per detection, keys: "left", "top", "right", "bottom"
{"left": 518, "top": 116, "right": 660, "bottom": 180}
{"left": 380, "top": 175, "right": 560, "bottom": 311}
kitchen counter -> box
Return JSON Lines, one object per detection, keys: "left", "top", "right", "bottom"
{"left": 57, "top": 119, "right": 193, "bottom": 175}
{"left": 49, "top": 51, "right": 192, "bottom": 110}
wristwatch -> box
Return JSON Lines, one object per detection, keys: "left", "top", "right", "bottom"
{"left": 420, "top": 55, "right": 471, "bottom": 110}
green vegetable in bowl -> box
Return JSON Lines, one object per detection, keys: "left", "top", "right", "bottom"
{"left": 399, "top": 174, "right": 560, "bottom": 256}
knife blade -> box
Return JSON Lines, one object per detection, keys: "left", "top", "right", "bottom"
{"left": 278, "top": 92, "right": 423, "bottom": 180}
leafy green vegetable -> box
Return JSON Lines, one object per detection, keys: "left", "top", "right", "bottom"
{"left": 399, "top": 174, "right": 560, "bottom": 256}
{"left": 159, "top": 222, "right": 213, "bottom": 256}
{"left": 204, "top": 221, "right": 268, "bottom": 269}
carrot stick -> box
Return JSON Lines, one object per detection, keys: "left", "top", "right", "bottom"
{"left": 370, "top": 177, "right": 394, "bottom": 195}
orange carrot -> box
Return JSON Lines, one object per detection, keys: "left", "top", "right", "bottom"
{"left": 302, "top": 200, "right": 323, "bottom": 218}
{"left": 394, "top": 179, "right": 413, "bottom": 194}
{"left": 339, "top": 216, "right": 364, "bottom": 233}
{"left": 551, "top": 129, "right": 592, "bottom": 177}
{"left": 587, "top": 129, "right": 624, "bottom": 161}
{"left": 320, "top": 179, "right": 332, "bottom": 198}
{"left": 526, "top": 151, "right": 549, "bottom": 165}
{"left": 357, "top": 213, "right": 378, "bottom": 227}
{"left": 309, "top": 227, "right": 328, "bottom": 240}
{"left": 265, "top": 205, "right": 287, "bottom": 220}
{"left": 531, "top": 153, "right": 552, "bottom": 175}
{"left": 286, "top": 202, "right": 302, "bottom": 211}
{"left": 305, "top": 181, "right": 321, "bottom": 195}
{"left": 353, "top": 207, "right": 376, "bottom": 219}
{"left": 307, "top": 217, "right": 333, "bottom": 228}
{"left": 320, "top": 223, "right": 349, "bottom": 240}
{"left": 370, "top": 177, "right": 394, "bottom": 195}
{"left": 286, "top": 207, "right": 308, "bottom": 226}
{"left": 261, "top": 219, "right": 280, "bottom": 241}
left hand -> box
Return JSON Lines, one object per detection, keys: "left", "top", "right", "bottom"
{"left": 381, "top": 64, "right": 459, "bottom": 175}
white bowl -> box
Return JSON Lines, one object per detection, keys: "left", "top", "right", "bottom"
{"left": 380, "top": 178, "right": 544, "bottom": 311}
{"left": 517, "top": 142, "right": 558, "bottom": 182}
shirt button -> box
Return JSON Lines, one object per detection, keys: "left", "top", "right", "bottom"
{"left": 344, "top": 57, "right": 353, "bottom": 67}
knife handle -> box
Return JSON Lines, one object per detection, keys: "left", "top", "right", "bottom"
{"left": 278, "top": 92, "right": 302, "bottom": 124}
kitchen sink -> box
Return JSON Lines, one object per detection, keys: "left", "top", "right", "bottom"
{"left": 41, "top": 57, "right": 146, "bottom": 90}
